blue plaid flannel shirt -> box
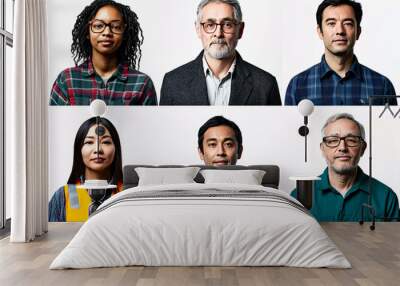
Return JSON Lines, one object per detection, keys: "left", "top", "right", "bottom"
{"left": 285, "top": 56, "right": 397, "bottom": 106}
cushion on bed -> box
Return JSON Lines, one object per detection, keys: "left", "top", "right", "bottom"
{"left": 135, "top": 167, "right": 200, "bottom": 186}
{"left": 200, "top": 169, "right": 266, "bottom": 185}
{"left": 123, "top": 165, "right": 280, "bottom": 190}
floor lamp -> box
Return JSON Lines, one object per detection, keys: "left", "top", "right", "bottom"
{"left": 359, "top": 95, "right": 400, "bottom": 230}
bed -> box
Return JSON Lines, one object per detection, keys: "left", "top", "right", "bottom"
{"left": 50, "top": 165, "right": 351, "bottom": 269}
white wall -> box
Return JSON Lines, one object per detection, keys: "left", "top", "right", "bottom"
{"left": 49, "top": 106, "right": 400, "bottom": 201}
{"left": 47, "top": 0, "right": 400, "bottom": 102}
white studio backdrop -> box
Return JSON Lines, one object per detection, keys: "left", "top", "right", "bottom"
{"left": 47, "top": 0, "right": 400, "bottom": 103}
{"left": 49, "top": 106, "right": 400, "bottom": 202}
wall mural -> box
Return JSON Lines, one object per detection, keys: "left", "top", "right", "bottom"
{"left": 48, "top": 0, "right": 399, "bottom": 223}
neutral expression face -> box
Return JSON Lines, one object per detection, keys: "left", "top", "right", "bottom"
{"left": 318, "top": 5, "right": 360, "bottom": 57}
{"left": 82, "top": 124, "right": 116, "bottom": 175}
{"left": 89, "top": 5, "right": 124, "bottom": 57}
{"left": 320, "top": 119, "right": 366, "bottom": 175}
{"left": 199, "top": 125, "right": 241, "bottom": 166}
{"left": 196, "top": 2, "right": 244, "bottom": 60}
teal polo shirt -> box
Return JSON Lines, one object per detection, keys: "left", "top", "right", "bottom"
{"left": 291, "top": 167, "right": 399, "bottom": 222}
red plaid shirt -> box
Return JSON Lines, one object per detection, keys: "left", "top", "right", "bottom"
{"left": 50, "top": 60, "right": 157, "bottom": 105}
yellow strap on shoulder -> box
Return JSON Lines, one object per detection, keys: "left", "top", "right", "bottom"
{"left": 64, "top": 185, "right": 92, "bottom": 222}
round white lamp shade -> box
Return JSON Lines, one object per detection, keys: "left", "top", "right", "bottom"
{"left": 90, "top": 99, "right": 107, "bottom": 117}
{"left": 298, "top": 99, "right": 315, "bottom": 117}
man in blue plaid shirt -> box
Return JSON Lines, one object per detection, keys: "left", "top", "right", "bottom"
{"left": 285, "top": 0, "right": 397, "bottom": 106}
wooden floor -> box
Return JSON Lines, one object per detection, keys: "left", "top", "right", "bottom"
{"left": 1, "top": 222, "right": 400, "bottom": 286}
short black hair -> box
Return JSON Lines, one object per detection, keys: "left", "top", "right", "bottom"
{"left": 197, "top": 116, "right": 243, "bottom": 155}
{"left": 317, "top": 0, "right": 362, "bottom": 30}
{"left": 71, "top": 0, "right": 143, "bottom": 69}
{"left": 68, "top": 117, "right": 123, "bottom": 186}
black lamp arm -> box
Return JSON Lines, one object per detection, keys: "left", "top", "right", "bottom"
{"left": 304, "top": 116, "right": 308, "bottom": 126}
{"left": 96, "top": 116, "right": 100, "bottom": 160}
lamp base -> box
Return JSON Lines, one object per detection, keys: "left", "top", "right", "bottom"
{"left": 359, "top": 203, "right": 376, "bottom": 231}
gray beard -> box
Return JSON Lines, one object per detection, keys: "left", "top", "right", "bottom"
{"left": 332, "top": 164, "right": 358, "bottom": 176}
{"left": 206, "top": 45, "right": 234, "bottom": 60}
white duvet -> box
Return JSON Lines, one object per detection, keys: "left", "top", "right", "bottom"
{"left": 50, "top": 183, "right": 351, "bottom": 269}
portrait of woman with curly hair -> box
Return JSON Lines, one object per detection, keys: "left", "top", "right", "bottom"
{"left": 49, "top": 0, "right": 157, "bottom": 105}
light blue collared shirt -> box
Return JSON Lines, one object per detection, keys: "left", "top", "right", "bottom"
{"left": 203, "top": 57, "right": 236, "bottom": 106}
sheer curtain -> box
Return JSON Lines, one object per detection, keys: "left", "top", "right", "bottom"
{"left": 10, "top": 0, "right": 48, "bottom": 242}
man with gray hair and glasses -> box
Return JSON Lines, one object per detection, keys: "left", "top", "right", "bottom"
{"left": 291, "top": 113, "right": 399, "bottom": 221}
{"left": 160, "top": 0, "right": 281, "bottom": 105}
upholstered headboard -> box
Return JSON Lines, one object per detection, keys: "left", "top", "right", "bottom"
{"left": 123, "top": 165, "right": 280, "bottom": 190}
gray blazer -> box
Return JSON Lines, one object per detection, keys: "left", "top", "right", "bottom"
{"left": 160, "top": 52, "right": 281, "bottom": 105}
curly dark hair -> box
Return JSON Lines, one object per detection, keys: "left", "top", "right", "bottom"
{"left": 71, "top": 0, "right": 143, "bottom": 69}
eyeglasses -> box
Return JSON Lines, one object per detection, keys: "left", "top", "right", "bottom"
{"left": 89, "top": 20, "right": 126, "bottom": 34}
{"left": 200, "top": 20, "right": 239, "bottom": 34}
{"left": 322, "top": 135, "right": 364, "bottom": 148}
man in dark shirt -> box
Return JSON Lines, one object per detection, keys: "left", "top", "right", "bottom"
{"left": 291, "top": 113, "right": 399, "bottom": 221}
{"left": 160, "top": 0, "right": 281, "bottom": 106}
{"left": 285, "top": 0, "right": 397, "bottom": 106}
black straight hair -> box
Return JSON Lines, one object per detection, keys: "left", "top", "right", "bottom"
{"left": 197, "top": 116, "right": 243, "bottom": 156}
{"left": 317, "top": 0, "right": 363, "bottom": 30}
{"left": 68, "top": 117, "right": 123, "bottom": 185}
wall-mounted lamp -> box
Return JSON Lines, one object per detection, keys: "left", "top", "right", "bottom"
{"left": 297, "top": 99, "right": 314, "bottom": 162}
{"left": 78, "top": 100, "right": 116, "bottom": 215}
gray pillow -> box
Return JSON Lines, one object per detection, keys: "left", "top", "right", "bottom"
{"left": 200, "top": 169, "right": 266, "bottom": 185}
{"left": 135, "top": 167, "right": 201, "bottom": 186}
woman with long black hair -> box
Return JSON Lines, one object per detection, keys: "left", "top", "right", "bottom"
{"left": 49, "top": 117, "right": 123, "bottom": 222}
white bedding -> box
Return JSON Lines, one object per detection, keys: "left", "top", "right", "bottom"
{"left": 50, "top": 183, "right": 351, "bottom": 269}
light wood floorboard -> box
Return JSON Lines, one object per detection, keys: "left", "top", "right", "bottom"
{"left": 1, "top": 222, "right": 400, "bottom": 286}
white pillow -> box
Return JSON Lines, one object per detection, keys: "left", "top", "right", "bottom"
{"left": 135, "top": 167, "right": 201, "bottom": 186}
{"left": 200, "top": 169, "right": 266, "bottom": 185}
